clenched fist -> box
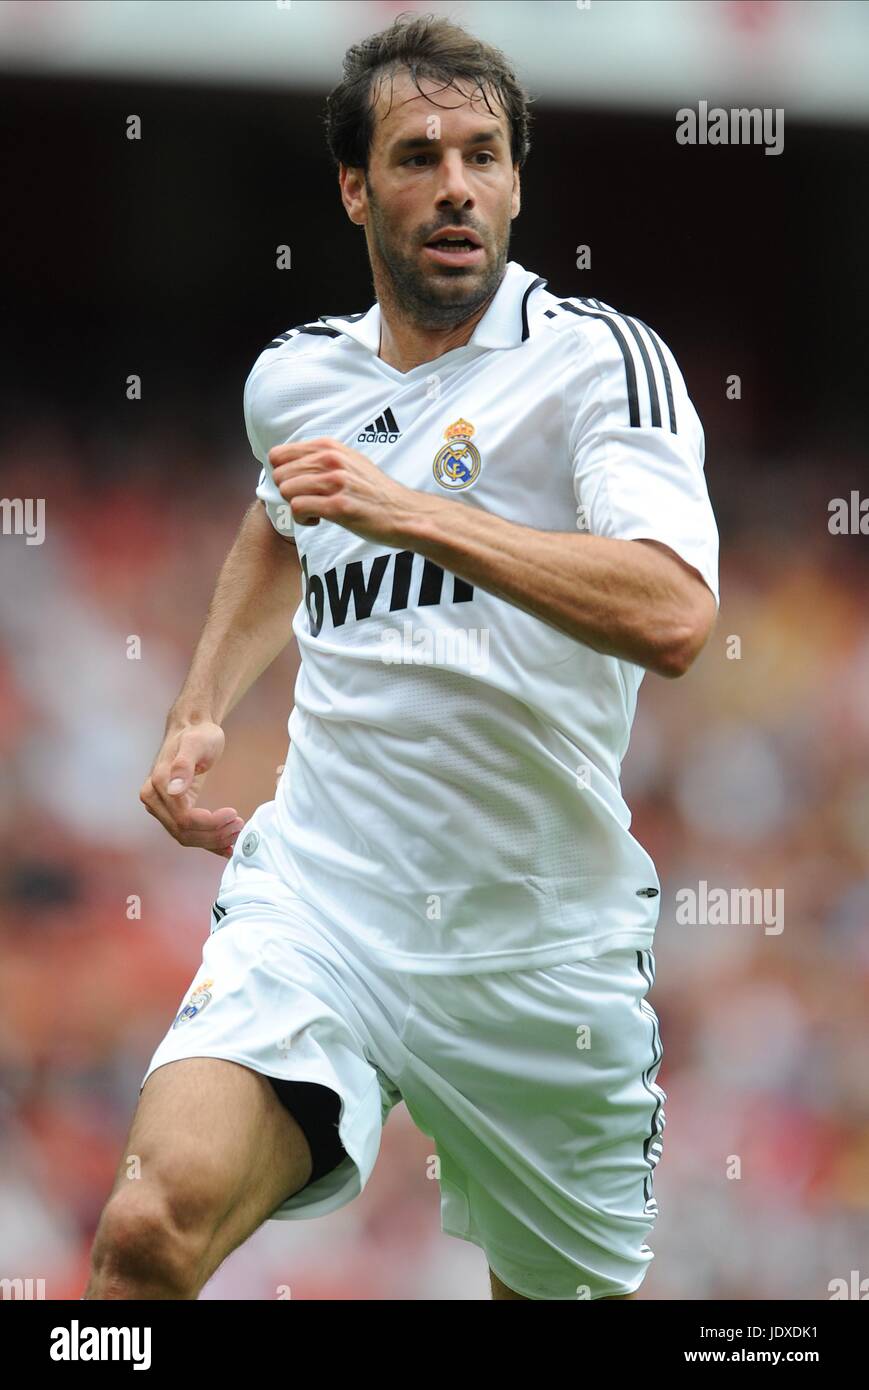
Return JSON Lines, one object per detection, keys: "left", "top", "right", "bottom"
{"left": 268, "top": 437, "right": 425, "bottom": 547}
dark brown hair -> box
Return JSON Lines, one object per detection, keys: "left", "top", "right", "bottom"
{"left": 323, "top": 11, "right": 534, "bottom": 173}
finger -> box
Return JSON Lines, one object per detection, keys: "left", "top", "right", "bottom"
{"left": 144, "top": 781, "right": 243, "bottom": 839}
{"left": 153, "top": 790, "right": 243, "bottom": 837}
{"left": 274, "top": 479, "right": 331, "bottom": 527}
{"left": 274, "top": 463, "right": 340, "bottom": 495}
{"left": 268, "top": 438, "right": 337, "bottom": 468}
{"left": 282, "top": 494, "right": 326, "bottom": 526}
{"left": 184, "top": 821, "right": 244, "bottom": 852}
{"left": 162, "top": 758, "right": 203, "bottom": 796}
{"left": 173, "top": 805, "right": 243, "bottom": 833}
{"left": 148, "top": 772, "right": 238, "bottom": 825}
{"left": 159, "top": 750, "right": 198, "bottom": 796}
{"left": 155, "top": 727, "right": 224, "bottom": 796}
{"left": 144, "top": 793, "right": 244, "bottom": 851}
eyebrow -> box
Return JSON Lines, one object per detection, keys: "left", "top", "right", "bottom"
{"left": 390, "top": 129, "right": 505, "bottom": 154}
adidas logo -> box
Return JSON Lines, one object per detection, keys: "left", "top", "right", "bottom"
{"left": 357, "top": 407, "right": 401, "bottom": 444}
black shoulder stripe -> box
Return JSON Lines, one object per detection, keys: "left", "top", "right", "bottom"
{"left": 547, "top": 298, "right": 678, "bottom": 433}
{"left": 574, "top": 298, "right": 662, "bottom": 428}
{"left": 296, "top": 325, "right": 342, "bottom": 337}
{"left": 580, "top": 301, "right": 661, "bottom": 430}
{"left": 554, "top": 300, "right": 640, "bottom": 428}
{"left": 263, "top": 322, "right": 342, "bottom": 353}
{"left": 631, "top": 317, "right": 677, "bottom": 434}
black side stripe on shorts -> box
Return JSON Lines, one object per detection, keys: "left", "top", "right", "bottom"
{"left": 212, "top": 901, "right": 227, "bottom": 923}
{"left": 636, "top": 949, "right": 665, "bottom": 1187}
{"left": 637, "top": 945, "right": 656, "bottom": 988}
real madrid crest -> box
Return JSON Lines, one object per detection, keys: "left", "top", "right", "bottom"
{"left": 172, "top": 977, "right": 214, "bottom": 1028}
{"left": 433, "top": 418, "right": 481, "bottom": 491}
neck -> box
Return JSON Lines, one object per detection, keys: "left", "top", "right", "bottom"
{"left": 373, "top": 271, "right": 499, "bottom": 374}
{"left": 377, "top": 312, "right": 487, "bottom": 373}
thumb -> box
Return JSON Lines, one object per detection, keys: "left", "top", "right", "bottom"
{"left": 167, "top": 758, "right": 193, "bottom": 795}
{"left": 166, "top": 726, "right": 222, "bottom": 795}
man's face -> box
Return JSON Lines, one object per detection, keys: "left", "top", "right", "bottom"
{"left": 342, "top": 70, "right": 521, "bottom": 327}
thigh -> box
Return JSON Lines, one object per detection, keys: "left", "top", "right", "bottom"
{"left": 103, "top": 1056, "right": 314, "bottom": 1285}
{"left": 400, "top": 947, "right": 665, "bottom": 1300}
{"left": 137, "top": 889, "right": 409, "bottom": 1229}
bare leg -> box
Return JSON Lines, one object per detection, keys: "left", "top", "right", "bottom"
{"left": 85, "top": 1057, "right": 317, "bottom": 1299}
{"left": 489, "top": 1269, "right": 530, "bottom": 1300}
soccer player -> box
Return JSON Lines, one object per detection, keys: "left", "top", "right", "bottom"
{"left": 85, "top": 14, "right": 718, "bottom": 1300}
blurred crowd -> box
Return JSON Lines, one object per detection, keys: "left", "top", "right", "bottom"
{"left": 1, "top": 420, "right": 867, "bottom": 1300}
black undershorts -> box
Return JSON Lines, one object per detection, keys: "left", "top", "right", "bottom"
{"left": 267, "top": 1077, "right": 347, "bottom": 1186}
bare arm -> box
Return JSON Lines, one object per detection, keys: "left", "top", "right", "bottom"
{"left": 167, "top": 499, "right": 301, "bottom": 728}
{"left": 269, "top": 438, "right": 717, "bottom": 679}
{"left": 140, "top": 501, "right": 301, "bottom": 856}
{"left": 392, "top": 503, "right": 717, "bottom": 679}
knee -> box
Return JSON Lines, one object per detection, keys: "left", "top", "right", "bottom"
{"left": 88, "top": 1189, "right": 207, "bottom": 1299}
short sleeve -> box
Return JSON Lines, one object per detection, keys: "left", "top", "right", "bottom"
{"left": 244, "top": 364, "right": 296, "bottom": 543}
{"left": 568, "top": 315, "right": 719, "bottom": 606}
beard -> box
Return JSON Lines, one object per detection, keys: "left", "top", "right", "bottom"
{"left": 364, "top": 175, "right": 509, "bottom": 330}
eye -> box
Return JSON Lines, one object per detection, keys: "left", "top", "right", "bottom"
{"left": 401, "top": 152, "right": 496, "bottom": 167}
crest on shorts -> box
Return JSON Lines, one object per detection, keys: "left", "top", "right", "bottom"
{"left": 432, "top": 418, "right": 481, "bottom": 491}
{"left": 172, "top": 977, "right": 214, "bottom": 1028}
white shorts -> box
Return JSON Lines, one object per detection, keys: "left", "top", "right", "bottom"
{"left": 141, "top": 817, "right": 666, "bottom": 1300}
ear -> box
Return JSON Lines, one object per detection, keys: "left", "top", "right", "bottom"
{"left": 339, "top": 163, "right": 367, "bottom": 226}
{"left": 511, "top": 165, "right": 521, "bottom": 220}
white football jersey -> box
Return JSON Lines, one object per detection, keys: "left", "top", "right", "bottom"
{"left": 244, "top": 260, "right": 719, "bottom": 974}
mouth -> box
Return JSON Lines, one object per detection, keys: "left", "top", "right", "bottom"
{"left": 423, "top": 230, "right": 484, "bottom": 266}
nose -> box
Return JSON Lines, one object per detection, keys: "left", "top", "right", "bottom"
{"left": 435, "top": 149, "right": 475, "bottom": 209}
